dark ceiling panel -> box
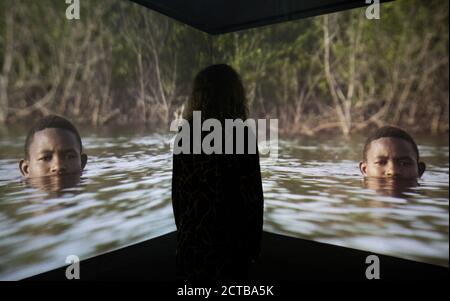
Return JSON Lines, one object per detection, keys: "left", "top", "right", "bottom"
{"left": 129, "top": 0, "right": 392, "bottom": 34}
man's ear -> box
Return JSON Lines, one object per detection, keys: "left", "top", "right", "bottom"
{"left": 81, "top": 154, "right": 88, "bottom": 170}
{"left": 418, "top": 162, "right": 426, "bottom": 177}
{"left": 359, "top": 161, "right": 367, "bottom": 177}
{"left": 19, "top": 159, "right": 30, "bottom": 177}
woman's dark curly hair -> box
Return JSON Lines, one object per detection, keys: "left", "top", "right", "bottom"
{"left": 184, "top": 64, "right": 248, "bottom": 122}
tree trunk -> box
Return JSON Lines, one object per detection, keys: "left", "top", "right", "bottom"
{"left": 0, "top": 12, "right": 14, "bottom": 124}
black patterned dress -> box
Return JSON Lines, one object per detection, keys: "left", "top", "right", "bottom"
{"left": 172, "top": 125, "right": 264, "bottom": 282}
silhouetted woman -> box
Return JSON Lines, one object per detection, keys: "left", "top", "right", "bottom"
{"left": 172, "top": 64, "right": 264, "bottom": 282}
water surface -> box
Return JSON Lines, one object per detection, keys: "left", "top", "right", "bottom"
{"left": 0, "top": 127, "right": 448, "bottom": 280}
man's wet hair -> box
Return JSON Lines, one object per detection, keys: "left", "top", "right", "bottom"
{"left": 24, "top": 115, "right": 83, "bottom": 159}
{"left": 363, "top": 126, "right": 419, "bottom": 162}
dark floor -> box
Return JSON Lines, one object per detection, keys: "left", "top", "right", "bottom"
{"left": 25, "top": 231, "right": 448, "bottom": 281}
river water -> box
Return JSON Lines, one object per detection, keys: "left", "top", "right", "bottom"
{"left": 0, "top": 127, "right": 448, "bottom": 280}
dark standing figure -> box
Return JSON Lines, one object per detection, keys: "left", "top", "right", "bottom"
{"left": 172, "top": 64, "right": 264, "bottom": 282}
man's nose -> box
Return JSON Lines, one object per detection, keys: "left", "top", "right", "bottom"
{"left": 385, "top": 162, "right": 399, "bottom": 177}
{"left": 50, "top": 157, "right": 67, "bottom": 174}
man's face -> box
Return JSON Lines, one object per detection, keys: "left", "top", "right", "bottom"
{"left": 359, "top": 137, "right": 425, "bottom": 179}
{"left": 20, "top": 128, "right": 87, "bottom": 178}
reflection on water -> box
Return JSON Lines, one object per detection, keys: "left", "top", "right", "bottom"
{"left": 362, "top": 177, "right": 420, "bottom": 198}
{"left": 0, "top": 128, "right": 448, "bottom": 280}
{"left": 25, "top": 174, "right": 82, "bottom": 195}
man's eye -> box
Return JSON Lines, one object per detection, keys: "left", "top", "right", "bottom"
{"left": 40, "top": 156, "right": 52, "bottom": 161}
{"left": 375, "top": 161, "right": 386, "bottom": 165}
{"left": 400, "top": 160, "right": 413, "bottom": 166}
{"left": 66, "top": 154, "right": 77, "bottom": 159}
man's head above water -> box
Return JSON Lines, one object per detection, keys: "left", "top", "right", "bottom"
{"left": 19, "top": 115, "right": 87, "bottom": 178}
{"left": 359, "top": 126, "right": 426, "bottom": 179}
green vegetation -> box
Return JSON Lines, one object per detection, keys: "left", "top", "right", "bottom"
{"left": 0, "top": 0, "right": 448, "bottom": 135}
